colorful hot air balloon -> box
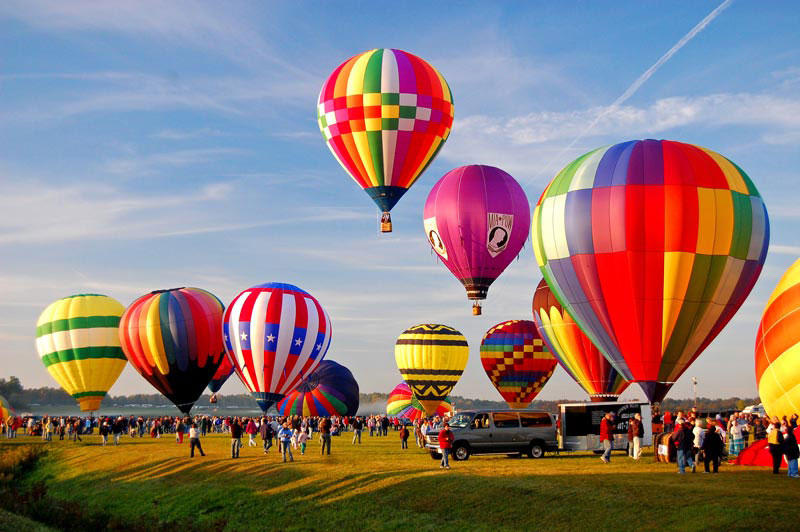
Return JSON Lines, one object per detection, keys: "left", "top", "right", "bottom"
{"left": 424, "top": 165, "right": 530, "bottom": 314}
{"left": 386, "top": 382, "right": 453, "bottom": 420}
{"left": 317, "top": 48, "right": 454, "bottom": 232}
{"left": 118, "top": 287, "right": 226, "bottom": 415}
{"left": 479, "top": 320, "right": 557, "bottom": 409}
{"left": 276, "top": 360, "right": 359, "bottom": 417}
{"left": 208, "top": 355, "right": 234, "bottom": 395}
{"left": 223, "top": 283, "right": 332, "bottom": 412}
{"left": 395, "top": 324, "right": 468, "bottom": 415}
{"left": 532, "top": 278, "right": 629, "bottom": 402}
{"left": 756, "top": 259, "right": 800, "bottom": 419}
{"left": 35, "top": 294, "right": 127, "bottom": 412}
{"left": 533, "top": 139, "right": 769, "bottom": 403}
{"left": 0, "top": 396, "right": 16, "bottom": 420}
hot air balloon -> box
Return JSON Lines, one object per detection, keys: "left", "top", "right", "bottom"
{"left": 532, "top": 278, "right": 629, "bottom": 402}
{"left": 387, "top": 382, "right": 453, "bottom": 420}
{"left": 276, "top": 360, "right": 359, "bottom": 416}
{"left": 35, "top": 294, "right": 127, "bottom": 412}
{"left": 424, "top": 165, "right": 530, "bottom": 314}
{"left": 395, "top": 324, "right": 468, "bottom": 415}
{"left": 118, "top": 287, "right": 226, "bottom": 415}
{"left": 223, "top": 283, "right": 332, "bottom": 412}
{"left": 317, "top": 48, "right": 454, "bottom": 232}
{"left": 533, "top": 139, "right": 769, "bottom": 403}
{"left": 208, "top": 355, "right": 234, "bottom": 400}
{"left": 0, "top": 396, "right": 16, "bottom": 421}
{"left": 479, "top": 320, "right": 557, "bottom": 409}
{"left": 756, "top": 259, "right": 800, "bottom": 419}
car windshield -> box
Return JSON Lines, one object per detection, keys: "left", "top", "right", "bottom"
{"left": 447, "top": 414, "right": 472, "bottom": 429}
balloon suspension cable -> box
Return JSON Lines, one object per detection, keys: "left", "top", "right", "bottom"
{"left": 380, "top": 212, "right": 392, "bottom": 233}
{"left": 472, "top": 301, "right": 482, "bottom": 316}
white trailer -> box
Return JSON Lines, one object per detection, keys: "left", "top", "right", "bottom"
{"left": 558, "top": 401, "right": 652, "bottom": 452}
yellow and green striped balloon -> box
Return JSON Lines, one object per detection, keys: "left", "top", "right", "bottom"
{"left": 35, "top": 294, "right": 127, "bottom": 412}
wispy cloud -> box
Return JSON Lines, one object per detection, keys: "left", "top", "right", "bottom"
{"left": 770, "top": 244, "right": 800, "bottom": 256}
{"left": 153, "top": 128, "right": 227, "bottom": 141}
{"left": 443, "top": 91, "right": 800, "bottom": 181}
{"left": 103, "top": 147, "right": 245, "bottom": 176}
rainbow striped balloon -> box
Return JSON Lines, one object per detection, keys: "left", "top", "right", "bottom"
{"left": 276, "top": 360, "right": 359, "bottom": 417}
{"left": 756, "top": 259, "right": 800, "bottom": 418}
{"left": 532, "top": 279, "right": 628, "bottom": 402}
{"left": 0, "top": 395, "right": 16, "bottom": 421}
{"left": 119, "top": 287, "right": 226, "bottom": 414}
{"left": 533, "top": 139, "right": 769, "bottom": 403}
{"left": 317, "top": 48, "right": 454, "bottom": 230}
{"left": 386, "top": 382, "right": 452, "bottom": 420}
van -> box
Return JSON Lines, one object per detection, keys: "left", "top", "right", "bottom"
{"left": 424, "top": 409, "right": 557, "bottom": 460}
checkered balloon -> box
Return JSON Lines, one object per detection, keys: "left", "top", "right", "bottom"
{"left": 479, "top": 320, "right": 557, "bottom": 409}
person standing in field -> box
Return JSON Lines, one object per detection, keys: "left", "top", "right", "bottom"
{"left": 626, "top": 418, "right": 635, "bottom": 458}
{"left": 297, "top": 427, "right": 308, "bottom": 455}
{"left": 352, "top": 417, "right": 363, "bottom": 444}
{"left": 701, "top": 422, "right": 723, "bottom": 473}
{"left": 630, "top": 413, "right": 644, "bottom": 459}
{"left": 230, "top": 419, "right": 243, "bottom": 459}
{"left": 278, "top": 422, "right": 294, "bottom": 463}
{"left": 438, "top": 422, "right": 454, "bottom": 470}
{"left": 259, "top": 418, "right": 273, "bottom": 454}
{"left": 767, "top": 419, "right": 784, "bottom": 474}
{"left": 782, "top": 426, "right": 799, "bottom": 478}
{"left": 189, "top": 423, "right": 205, "bottom": 457}
{"left": 674, "top": 419, "right": 696, "bottom": 474}
{"left": 599, "top": 413, "right": 614, "bottom": 463}
{"left": 400, "top": 424, "right": 410, "bottom": 449}
{"left": 246, "top": 418, "right": 258, "bottom": 447}
{"left": 320, "top": 417, "right": 332, "bottom": 455}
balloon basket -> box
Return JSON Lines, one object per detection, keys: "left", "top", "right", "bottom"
{"left": 472, "top": 302, "right": 482, "bottom": 316}
{"left": 380, "top": 212, "right": 392, "bottom": 233}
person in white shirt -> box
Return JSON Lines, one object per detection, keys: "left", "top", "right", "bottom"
{"left": 189, "top": 423, "right": 205, "bottom": 458}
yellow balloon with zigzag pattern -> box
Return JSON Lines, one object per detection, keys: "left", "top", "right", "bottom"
{"left": 395, "top": 324, "right": 468, "bottom": 415}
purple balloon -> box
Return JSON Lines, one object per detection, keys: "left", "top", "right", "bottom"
{"left": 423, "top": 165, "right": 530, "bottom": 311}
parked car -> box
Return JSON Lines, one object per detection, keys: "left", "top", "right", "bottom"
{"left": 742, "top": 403, "right": 766, "bottom": 417}
{"left": 424, "top": 410, "right": 557, "bottom": 461}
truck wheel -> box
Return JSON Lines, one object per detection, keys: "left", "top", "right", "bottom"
{"left": 430, "top": 451, "right": 442, "bottom": 460}
{"left": 527, "top": 441, "right": 544, "bottom": 459}
{"left": 453, "top": 444, "right": 470, "bottom": 461}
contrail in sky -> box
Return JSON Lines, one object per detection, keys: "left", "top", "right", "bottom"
{"left": 534, "top": 0, "right": 733, "bottom": 184}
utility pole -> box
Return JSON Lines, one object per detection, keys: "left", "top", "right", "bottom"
{"left": 692, "top": 377, "right": 698, "bottom": 409}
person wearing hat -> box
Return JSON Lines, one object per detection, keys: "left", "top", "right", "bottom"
{"left": 673, "top": 418, "right": 695, "bottom": 473}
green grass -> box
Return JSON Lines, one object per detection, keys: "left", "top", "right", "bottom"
{"left": 2, "top": 432, "right": 793, "bottom": 531}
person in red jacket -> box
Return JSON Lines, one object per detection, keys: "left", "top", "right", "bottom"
{"left": 599, "top": 413, "right": 614, "bottom": 463}
{"left": 438, "top": 422, "right": 455, "bottom": 470}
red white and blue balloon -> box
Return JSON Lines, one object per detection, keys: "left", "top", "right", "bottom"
{"left": 223, "top": 283, "right": 332, "bottom": 411}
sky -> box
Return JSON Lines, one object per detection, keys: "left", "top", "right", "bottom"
{"left": 1, "top": 1, "right": 799, "bottom": 404}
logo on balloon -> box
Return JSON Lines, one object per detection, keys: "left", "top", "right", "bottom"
{"left": 487, "top": 213, "right": 513, "bottom": 257}
{"left": 424, "top": 217, "right": 448, "bottom": 259}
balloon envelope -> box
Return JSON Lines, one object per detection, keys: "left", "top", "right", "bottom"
{"left": 223, "top": 283, "right": 332, "bottom": 412}
{"left": 533, "top": 139, "right": 769, "bottom": 402}
{"left": 119, "top": 287, "right": 226, "bottom": 415}
{"left": 276, "top": 360, "right": 359, "bottom": 416}
{"left": 532, "top": 278, "right": 629, "bottom": 402}
{"left": 387, "top": 382, "right": 452, "bottom": 420}
{"left": 317, "top": 48, "right": 454, "bottom": 229}
{"left": 0, "top": 395, "right": 16, "bottom": 420}
{"left": 36, "top": 294, "right": 127, "bottom": 412}
{"left": 395, "top": 324, "right": 468, "bottom": 415}
{"left": 208, "top": 355, "right": 235, "bottom": 394}
{"left": 756, "top": 259, "right": 800, "bottom": 419}
{"left": 479, "top": 320, "right": 557, "bottom": 409}
{"left": 424, "top": 165, "right": 530, "bottom": 309}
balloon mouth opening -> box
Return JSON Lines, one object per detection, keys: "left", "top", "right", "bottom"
{"left": 150, "top": 287, "right": 186, "bottom": 294}
{"left": 590, "top": 395, "right": 620, "bottom": 402}
{"left": 77, "top": 396, "right": 103, "bottom": 412}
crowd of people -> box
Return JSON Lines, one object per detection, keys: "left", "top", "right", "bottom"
{"left": 4, "top": 407, "right": 798, "bottom": 476}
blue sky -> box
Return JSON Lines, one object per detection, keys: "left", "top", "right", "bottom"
{"left": 1, "top": 1, "right": 798, "bottom": 402}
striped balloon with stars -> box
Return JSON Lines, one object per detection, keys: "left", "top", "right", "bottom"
{"left": 223, "top": 283, "right": 332, "bottom": 412}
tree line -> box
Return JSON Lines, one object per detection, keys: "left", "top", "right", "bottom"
{"left": 0, "top": 376, "right": 759, "bottom": 414}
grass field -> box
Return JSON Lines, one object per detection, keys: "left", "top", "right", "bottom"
{"left": 1, "top": 432, "right": 794, "bottom": 531}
